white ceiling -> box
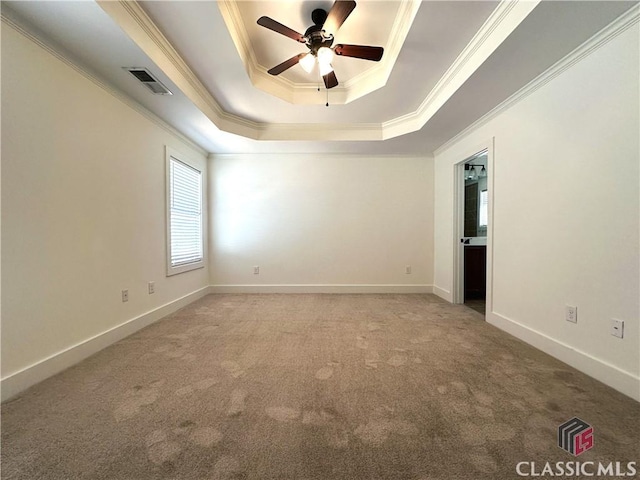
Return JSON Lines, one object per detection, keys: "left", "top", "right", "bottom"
{"left": 3, "top": 1, "right": 637, "bottom": 155}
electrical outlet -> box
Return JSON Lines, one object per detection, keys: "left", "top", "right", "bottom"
{"left": 253, "top": 266, "right": 260, "bottom": 275}
{"left": 148, "top": 282, "right": 155, "bottom": 294}
{"left": 565, "top": 305, "right": 577, "bottom": 323}
{"left": 122, "top": 289, "right": 129, "bottom": 303}
{"left": 405, "top": 265, "right": 412, "bottom": 274}
{"left": 611, "top": 319, "right": 624, "bottom": 339}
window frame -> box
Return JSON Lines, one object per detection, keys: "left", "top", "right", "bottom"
{"left": 165, "top": 146, "right": 205, "bottom": 276}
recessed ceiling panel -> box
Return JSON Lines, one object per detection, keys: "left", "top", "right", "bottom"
{"left": 239, "top": 0, "right": 397, "bottom": 85}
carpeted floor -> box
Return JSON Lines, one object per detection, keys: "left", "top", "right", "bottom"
{"left": 2, "top": 294, "right": 638, "bottom": 480}
{"left": 464, "top": 299, "right": 486, "bottom": 315}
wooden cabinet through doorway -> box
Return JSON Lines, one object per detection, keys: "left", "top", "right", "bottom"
{"left": 464, "top": 245, "right": 486, "bottom": 301}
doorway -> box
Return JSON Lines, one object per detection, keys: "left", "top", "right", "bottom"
{"left": 455, "top": 150, "right": 489, "bottom": 315}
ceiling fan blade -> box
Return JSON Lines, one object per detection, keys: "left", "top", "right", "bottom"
{"left": 323, "top": 71, "right": 339, "bottom": 89}
{"left": 257, "top": 16, "right": 306, "bottom": 43}
{"left": 267, "top": 53, "right": 307, "bottom": 76}
{"left": 334, "top": 44, "right": 384, "bottom": 61}
{"left": 322, "top": 0, "right": 356, "bottom": 35}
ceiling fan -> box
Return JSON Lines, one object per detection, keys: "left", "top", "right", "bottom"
{"left": 257, "top": 0, "right": 384, "bottom": 90}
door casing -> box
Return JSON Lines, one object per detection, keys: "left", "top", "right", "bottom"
{"left": 452, "top": 139, "right": 494, "bottom": 315}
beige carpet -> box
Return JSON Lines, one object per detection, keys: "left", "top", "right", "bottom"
{"left": 2, "top": 294, "right": 638, "bottom": 479}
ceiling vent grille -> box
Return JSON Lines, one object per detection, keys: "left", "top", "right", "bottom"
{"left": 124, "top": 67, "right": 172, "bottom": 95}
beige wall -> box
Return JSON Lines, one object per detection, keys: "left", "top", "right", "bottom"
{"left": 209, "top": 154, "right": 434, "bottom": 292}
{"left": 1, "top": 23, "right": 209, "bottom": 396}
{"left": 434, "top": 23, "right": 639, "bottom": 399}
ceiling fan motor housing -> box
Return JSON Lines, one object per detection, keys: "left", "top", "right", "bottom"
{"left": 304, "top": 9, "right": 334, "bottom": 55}
{"left": 311, "top": 8, "right": 328, "bottom": 26}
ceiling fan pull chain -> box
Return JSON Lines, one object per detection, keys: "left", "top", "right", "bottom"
{"left": 326, "top": 88, "right": 329, "bottom": 107}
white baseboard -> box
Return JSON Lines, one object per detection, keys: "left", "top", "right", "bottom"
{"left": 433, "top": 285, "right": 452, "bottom": 302}
{"left": 209, "top": 284, "right": 434, "bottom": 294}
{"left": 487, "top": 311, "right": 640, "bottom": 402}
{"left": 1, "top": 286, "right": 212, "bottom": 402}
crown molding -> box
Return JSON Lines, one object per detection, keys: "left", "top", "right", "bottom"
{"left": 208, "top": 152, "right": 432, "bottom": 160}
{"left": 433, "top": 3, "right": 640, "bottom": 157}
{"left": 96, "top": 0, "right": 538, "bottom": 142}
{"left": 218, "top": 0, "right": 420, "bottom": 106}
{"left": 382, "top": 0, "right": 541, "bottom": 139}
{"left": 255, "top": 122, "right": 383, "bottom": 141}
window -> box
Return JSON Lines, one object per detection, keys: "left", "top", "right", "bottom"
{"left": 479, "top": 189, "right": 488, "bottom": 228}
{"left": 166, "top": 148, "right": 204, "bottom": 275}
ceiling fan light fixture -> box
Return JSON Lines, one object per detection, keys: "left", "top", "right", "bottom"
{"left": 317, "top": 46, "right": 334, "bottom": 66}
{"left": 299, "top": 53, "right": 315, "bottom": 73}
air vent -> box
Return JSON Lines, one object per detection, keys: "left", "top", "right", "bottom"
{"left": 124, "top": 67, "right": 172, "bottom": 95}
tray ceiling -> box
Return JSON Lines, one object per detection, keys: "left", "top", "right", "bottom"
{"left": 2, "top": 1, "right": 637, "bottom": 154}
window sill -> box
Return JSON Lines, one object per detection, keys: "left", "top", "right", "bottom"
{"left": 167, "top": 261, "right": 205, "bottom": 277}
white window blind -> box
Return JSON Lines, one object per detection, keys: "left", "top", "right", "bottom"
{"left": 169, "top": 157, "right": 203, "bottom": 269}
